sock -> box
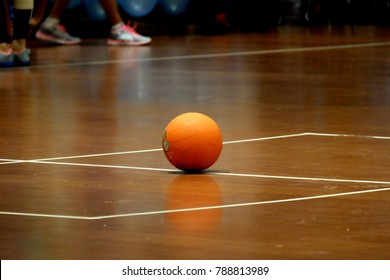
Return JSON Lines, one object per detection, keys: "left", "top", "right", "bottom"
{"left": 42, "top": 17, "right": 60, "bottom": 29}
{"left": 111, "top": 22, "right": 124, "bottom": 31}
{"left": 0, "top": 43, "right": 12, "bottom": 54}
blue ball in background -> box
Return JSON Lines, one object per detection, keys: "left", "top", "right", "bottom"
{"left": 118, "top": 0, "right": 158, "bottom": 17}
{"left": 83, "top": 0, "right": 106, "bottom": 20}
{"left": 158, "top": 0, "right": 190, "bottom": 15}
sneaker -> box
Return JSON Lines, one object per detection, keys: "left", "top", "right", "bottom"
{"left": 36, "top": 24, "right": 81, "bottom": 45}
{"left": 0, "top": 48, "right": 14, "bottom": 67}
{"left": 107, "top": 23, "right": 151, "bottom": 46}
{"left": 14, "top": 49, "right": 30, "bottom": 66}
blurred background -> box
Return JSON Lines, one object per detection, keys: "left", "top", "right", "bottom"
{"left": 39, "top": 0, "right": 390, "bottom": 38}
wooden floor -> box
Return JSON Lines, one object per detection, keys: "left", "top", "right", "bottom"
{"left": 1, "top": 25, "right": 390, "bottom": 260}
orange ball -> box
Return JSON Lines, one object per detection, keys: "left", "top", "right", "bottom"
{"left": 162, "top": 112, "right": 223, "bottom": 172}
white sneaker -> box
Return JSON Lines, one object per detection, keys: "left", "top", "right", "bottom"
{"left": 107, "top": 23, "right": 151, "bottom": 46}
{"left": 36, "top": 24, "right": 81, "bottom": 45}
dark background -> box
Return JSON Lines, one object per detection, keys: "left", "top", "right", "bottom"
{"left": 37, "top": 0, "right": 390, "bottom": 37}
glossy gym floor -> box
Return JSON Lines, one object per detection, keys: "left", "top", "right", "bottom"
{"left": 1, "top": 25, "right": 390, "bottom": 259}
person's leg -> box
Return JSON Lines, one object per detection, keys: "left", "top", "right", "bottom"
{"left": 0, "top": 0, "right": 12, "bottom": 44}
{"left": 36, "top": 0, "right": 81, "bottom": 45}
{"left": 29, "top": 0, "right": 48, "bottom": 30}
{"left": 100, "top": 0, "right": 151, "bottom": 46}
{"left": 98, "top": 0, "right": 122, "bottom": 25}
{"left": 0, "top": 0, "right": 12, "bottom": 50}
{"left": 12, "top": 0, "right": 34, "bottom": 65}
{"left": 40, "top": 0, "right": 71, "bottom": 27}
{"left": 49, "top": 0, "right": 72, "bottom": 18}
{"left": 12, "top": 0, "right": 33, "bottom": 51}
{"left": 0, "top": 0, "right": 13, "bottom": 66}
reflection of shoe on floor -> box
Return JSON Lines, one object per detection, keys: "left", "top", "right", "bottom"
{"left": 107, "top": 23, "right": 151, "bottom": 46}
{"left": 36, "top": 24, "right": 81, "bottom": 45}
{"left": 0, "top": 47, "right": 14, "bottom": 67}
{"left": 14, "top": 49, "right": 31, "bottom": 66}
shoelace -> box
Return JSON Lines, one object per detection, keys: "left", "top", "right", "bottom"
{"left": 55, "top": 25, "right": 68, "bottom": 33}
{"left": 122, "top": 21, "right": 139, "bottom": 34}
{"left": 13, "top": 48, "right": 29, "bottom": 55}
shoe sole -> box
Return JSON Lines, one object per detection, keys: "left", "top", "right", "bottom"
{"left": 36, "top": 31, "right": 81, "bottom": 45}
{"left": 0, "top": 52, "right": 14, "bottom": 67}
{"left": 14, "top": 60, "right": 30, "bottom": 67}
{"left": 0, "top": 61, "right": 14, "bottom": 67}
{"left": 107, "top": 38, "right": 151, "bottom": 46}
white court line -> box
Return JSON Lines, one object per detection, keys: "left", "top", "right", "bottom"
{"left": 31, "top": 160, "right": 175, "bottom": 173}
{"left": 215, "top": 172, "right": 390, "bottom": 185}
{"left": 11, "top": 41, "right": 390, "bottom": 70}
{"left": 25, "top": 131, "right": 390, "bottom": 184}
{"left": 2, "top": 131, "right": 390, "bottom": 184}
{"left": 307, "top": 132, "right": 390, "bottom": 140}
{"left": 34, "top": 148, "right": 163, "bottom": 162}
{"left": 222, "top": 132, "right": 308, "bottom": 144}
{"left": 3, "top": 132, "right": 390, "bottom": 163}
{"left": 0, "top": 159, "right": 27, "bottom": 165}
{"left": 30, "top": 160, "right": 390, "bottom": 185}
{"left": 1, "top": 186, "right": 390, "bottom": 220}
{"left": 2, "top": 132, "right": 390, "bottom": 220}
{"left": 34, "top": 133, "right": 305, "bottom": 162}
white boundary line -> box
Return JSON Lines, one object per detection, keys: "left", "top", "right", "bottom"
{"left": 1, "top": 186, "right": 389, "bottom": 220}
{"left": 0, "top": 159, "right": 27, "bottom": 165}
{"left": 30, "top": 133, "right": 307, "bottom": 162}
{"left": 306, "top": 132, "right": 390, "bottom": 140}
{"left": 2, "top": 131, "right": 390, "bottom": 220}
{"left": 1, "top": 132, "right": 390, "bottom": 185}
{"left": 31, "top": 160, "right": 176, "bottom": 173}
{"left": 29, "top": 160, "right": 390, "bottom": 185}
{"left": 214, "top": 172, "right": 390, "bottom": 185}
{"left": 10, "top": 41, "right": 390, "bottom": 70}
{"left": 33, "top": 148, "right": 163, "bottom": 162}
{"left": 222, "top": 132, "right": 308, "bottom": 144}
{"left": 2, "top": 132, "right": 389, "bottom": 163}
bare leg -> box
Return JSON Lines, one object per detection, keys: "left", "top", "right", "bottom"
{"left": 49, "top": 0, "right": 72, "bottom": 19}
{"left": 98, "top": 0, "right": 122, "bottom": 25}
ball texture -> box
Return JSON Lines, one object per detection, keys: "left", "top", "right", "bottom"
{"left": 162, "top": 113, "right": 222, "bottom": 172}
